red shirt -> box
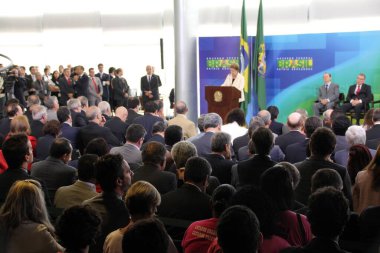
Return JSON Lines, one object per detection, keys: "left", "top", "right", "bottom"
{"left": 182, "top": 218, "right": 218, "bottom": 253}
{"left": 277, "top": 210, "right": 312, "bottom": 247}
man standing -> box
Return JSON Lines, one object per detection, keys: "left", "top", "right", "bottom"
{"left": 88, "top": 68, "right": 103, "bottom": 106}
{"left": 341, "top": 73, "right": 372, "bottom": 125}
{"left": 58, "top": 68, "right": 75, "bottom": 106}
{"left": 112, "top": 68, "right": 129, "bottom": 108}
{"left": 95, "top": 63, "right": 111, "bottom": 103}
{"left": 313, "top": 73, "right": 340, "bottom": 116}
{"left": 73, "top": 65, "right": 89, "bottom": 98}
{"left": 141, "top": 65, "right": 161, "bottom": 107}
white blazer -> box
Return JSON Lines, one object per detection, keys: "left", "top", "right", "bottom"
{"left": 221, "top": 73, "right": 245, "bottom": 102}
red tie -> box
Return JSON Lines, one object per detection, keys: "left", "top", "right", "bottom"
{"left": 92, "top": 77, "right": 99, "bottom": 93}
{"left": 67, "top": 78, "right": 71, "bottom": 86}
{"left": 356, "top": 85, "right": 361, "bottom": 95}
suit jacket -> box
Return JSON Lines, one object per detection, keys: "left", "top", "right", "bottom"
{"left": 366, "top": 124, "right": 380, "bottom": 141}
{"left": 35, "top": 134, "right": 55, "bottom": 161}
{"left": 74, "top": 74, "right": 90, "bottom": 98}
{"left": 126, "top": 109, "right": 141, "bottom": 125}
{"left": 71, "top": 109, "right": 88, "bottom": 128}
{"left": 77, "top": 122, "right": 121, "bottom": 154}
{"left": 133, "top": 113, "right": 164, "bottom": 141}
{"left": 269, "top": 120, "right": 284, "bottom": 136}
{"left": 168, "top": 114, "right": 197, "bottom": 140}
{"left": 190, "top": 131, "right": 215, "bottom": 158}
{"left": 14, "top": 77, "right": 27, "bottom": 107}
{"left": 0, "top": 117, "right": 11, "bottom": 136}
{"left": 58, "top": 76, "right": 75, "bottom": 104}
{"left": 112, "top": 76, "right": 129, "bottom": 101}
{"left": 110, "top": 143, "right": 142, "bottom": 165}
{"left": 32, "top": 80, "right": 50, "bottom": 101}
{"left": 232, "top": 154, "right": 277, "bottom": 188}
{"left": 132, "top": 163, "right": 177, "bottom": 194}
{"left": 31, "top": 156, "right": 77, "bottom": 202}
{"left": 54, "top": 180, "right": 97, "bottom": 209}
{"left": 335, "top": 135, "right": 349, "bottom": 153}
{"left": 233, "top": 133, "right": 250, "bottom": 160}
{"left": 366, "top": 138, "right": 380, "bottom": 150}
{"left": 204, "top": 153, "right": 235, "bottom": 184}
{"left": 275, "top": 130, "right": 306, "bottom": 153}
{"left": 141, "top": 74, "right": 161, "bottom": 103}
{"left": 88, "top": 76, "right": 103, "bottom": 99}
{"left": 281, "top": 238, "right": 349, "bottom": 253}
{"left": 294, "top": 158, "right": 352, "bottom": 205}
{"left": 285, "top": 139, "right": 310, "bottom": 164}
{"left": 83, "top": 192, "right": 130, "bottom": 253}
{"left": 146, "top": 134, "right": 165, "bottom": 145}
{"left": 59, "top": 122, "right": 79, "bottom": 150}
{"left": 345, "top": 83, "right": 372, "bottom": 105}
{"left": 30, "top": 120, "right": 44, "bottom": 139}
{"left": 104, "top": 116, "right": 129, "bottom": 144}
{"left": 317, "top": 82, "right": 339, "bottom": 102}
{"left": 238, "top": 145, "right": 285, "bottom": 163}
{"left": 95, "top": 72, "right": 111, "bottom": 100}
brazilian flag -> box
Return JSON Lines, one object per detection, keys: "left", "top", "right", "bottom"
{"left": 240, "top": 0, "right": 251, "bottom": 114}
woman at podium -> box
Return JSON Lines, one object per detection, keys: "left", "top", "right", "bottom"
{"left": 221, "top": 63, "right": 245, "bottom": 103}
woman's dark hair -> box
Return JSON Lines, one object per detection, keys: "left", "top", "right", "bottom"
{"left": 347, "top": 144, "right": 372, "bottom": 184}
{"left": 211, "top": 184, "right": 236, "bottom": 218}
{"left": 363, "top": 108, "right": 375, "bottom": 129}
{"left": 42, "top": 120, "right": 60, "bottom": 136}
{"left": 84, "top": 138, "right": 109, "bottom": 156}
{"left": 364, "top": 145, "right": 380, "bottom": 190}
{"left": 225, "top": 108, "right": 246, "bottom": 126}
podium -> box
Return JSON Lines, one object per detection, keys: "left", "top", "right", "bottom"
{"left": 205, "top": 86, "right": 241, "bottom": 123}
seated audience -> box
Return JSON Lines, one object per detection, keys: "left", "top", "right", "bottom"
{"left": 30, "top": 104, "right": 48, "bottom": 139}
{"left": 147, "top": 121, "right": 167, "bottom": 144}
{"left": 187, "top": 114, "right": 206, "bottom": 142}
{"left": 132, "top": 141, "right": 177, "bottom": 194}
{"left": 126, "top": 97, "right": 142, "bottom": 125}
{"left": 362, "top": 108, "right": 374, "bottom": 130}
{"left": 332, "top": 115, "right": 351, "bottom": 153}
{"left": 322, "top": 109, "right": 333, "bottom": 128}
{"left": 0, "top": 180, "right": 63, "bottom": 252}
{"left": 165, "top": 125, "right": 183, "bottom": 151}
{"left": 24, "top": 95, "right": 41, "bottom": 123}
{"left": 54, "top": 154, "right": 98, "bottom": 209}
{"left": 105, "top": 106, "right": 129, "bottom": 143}
{"left": 0, "top": 102, "right": 23, "bottom": 136}
{"left": 277, "top": 161, "right": 303, "bottom": 211}
{"left": 366, "top": 108, "right": 380, "bottom": 141}
{"left": 258, "top": 109, "right": 278, "bottom": 140}
{"left": 8, "top": 115, "right": 37, "bottom": 157}
{"left": 83, "top": 154, "right": 132, "bottom": 253}
{"left": 99, "top": 101, "right": 113, "bottom": 121}
{"left": 45, "top": 95, "right": 59, "bottom": 121}
{"left": 56, "top": 205, "right": 101, "bottom": 253}
{"left": 275, "top": 112, "right": 305, "bottom": 153}
{"left": 170, "top": 140, "right": 198, "bottom": 183}
{"left": 35, "top": 119, "right": 60, "bottom": 161}
{"left": 347, "top": 144, "right": 372, "bottom": 185}
{"left": 221, "top": 108, "right": 247, "bottom": 142}
{"left": 57, "top": 106, "right": 79, "bottom": 150}
{"left": 133, "top": 101, "right": 164, "bottom": 141}
{"left": 267, "top": 105, "right": 284, "bottom": 135}
{"left": 182, "top": 184, "right": 236, "bottom": 253}
{"left": 67, "top": 98, "right": 87, "bottom": 127}
{"left": 168, "top": 101, "right": 197, "bottom": 140}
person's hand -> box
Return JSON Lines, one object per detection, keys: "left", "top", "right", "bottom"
{"left": 320, "top": 99, "right": 328, "bottom": 105}
{"left": 73, "top": 75, "right": 79, "bottom": 81}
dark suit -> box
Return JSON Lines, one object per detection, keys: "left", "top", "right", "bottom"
{"left": 126, "top": 109, "right": 141, "bottom": 125}
{"left": 77, "top": 122, "right": 121, "bottom": 154}
{"left": 146, "top": 134, "right": 165, "bottom": 145}
{"left": 0, "top": 117, "right": 11, "bottom": 136}
{"left": 275, "top": 130, "right": 306, "bottom": 153}
{"left": 204, "top": 153, "right": 235, "bottom": 184}
{"left": 133, "top": 114, "right": 164, "bottom": 141}
{"left": 158, "top": 183, "right": 212, "bottom": 240}
{"left": 141, "top": 75, "right": 161, "bottom": 106}
{"left": 14, "top": 77, "right": 27, "bottom": 107}
{"left": 35, "top": 134, "right": 55, "bottom": 161}
{"left": 233, "top": 133, "right": 249, "bottom": 160}
{"left": 335, "top": 135, "right": 349, "bottom": 153}
{"left": 281, "top": 238, "right": 349, "bottom": 253}
{"left": 294, "top": 158, "right": 352, "bottom": 205}
{"left": 232, "top": 154, "right": 277, "bottom": 188}
{"left": 269, "top": 120, "right": 284, "bottom": 136}
{"left": 190, "top": 131, "right": 215, "bottom": 158}
{"left": 238, "top": 145, "right": 285, "bottom": 163}
{"left": 95, "top": 72, "right": 111, "bottom": 102}
{"left": 71, "top": 110, "right": 88, "bottom": 128}
{"left": 112, "top": 76, "right": 129, "bottom": 107}
{"left": 30, "top": 120, "right": 44, "bottom": 139}
{"left": 285, "top": 139, "right": 310, "bottom": 164}
{"left": 366, "top": 138, "right": 380, "bottom": 150}
{"left": 24, "top": 110, "right": 33, "bottom": 124}
{"left": 74, "top": 74, "right": 89, "bottom": 98}
{"left": 366, "top": 124, "right": 380, "bottom": 141}
{"left": 342, "top": 83, "right": 372, "bottom": 123}
{"left": 60, "top": 122, "right": 79, "bottom": 150}
{"left": 104, "top": 117, "right": 129, "bottom": 144}
{"left": 132, "top": 164, "right": 177, "bottom": 195}
{"left": 58, "top": 76, "right": 75, "bottom": 105}
{"left": 31, "top": 156, "right": 77, "bottom": 202}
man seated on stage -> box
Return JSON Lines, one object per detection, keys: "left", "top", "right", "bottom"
{"left": 341, "top": 73, "right": 372, "bottom": 125}
{"left": 313, "top": 73, "right": 339, "bottom": 116}
{"left": 221, "top": 63, "right": 245, "bottom": 104}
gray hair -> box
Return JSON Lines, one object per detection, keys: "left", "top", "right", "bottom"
{"left": 278, "top": 162, "right": 300, "bottom": 189}
{"left": 78, "top": 96, "right": 89, "bottom": 108}
{"left": 248, "top": 116, "right": 265, "bottom": 137}
{"left": 27, "top": 95, "right": 41, "bottom": 107}
{"left": 171, "top": 141, "right": 197, "bottom": 168}
{"left": 86, "top": 106, "right": 101, "bottom": 121}
{"left": 345, "top": 125, "right": 366, "bottom": 145}
{"left": 197, "top": 114, "right": 206, "bottom": 132}
{"left": 204, "top": 113, "right": 222, "bottom": 129}
{"left": 175, "top": 101, "right": 188, "bottom": 114}
{"left": 44, "top": 96, "right": 58, "bottom": 110}
{"left": 211, "top": 132, "right": 231, "bottom": 153}
{"left": 257, "top": 110, "right": 271, "bottom": 125}
{"left": 98, "top": 101, "right": 111, "bottom": 114}
{"left": 67, "top": 98, "right": 81, "bottom": 110}
{"left": 32, "top": 105, "right": 47, "bottom": 121}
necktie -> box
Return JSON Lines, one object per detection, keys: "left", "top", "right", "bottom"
{"left": 67, "top": 78, "right": 71, "bottom": 86}
{"left": 148, "top": 75, "right": 151, "bottom": 82}
{"left": 92, "top": 77, "right": 99, "bottom": 93}
{"left": 356, "top": 85, "right": 361, "bottom": 95}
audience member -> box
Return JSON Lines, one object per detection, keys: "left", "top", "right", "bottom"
{"left": 278, "top": 161, "right": 304, "bottom": 210}
{"left": 147, "top": 121, "right": 167, "bottom": 144}
{"left": 258, "top": 109, "right": 277, "bottom": 139}
{"left": 98, "top": 101, "right": 113, "bottom": 121}
{"left": 362, "top": 108, "right": 374, "bottom": 130}
{"left": 8, "top": 115, "right": 37, "bottom": 157}
{"left": 275, "top": 112, "right": 305, "bottom": 153}
{"left": 105, "top": 106, "right": 129, "bottom": 143}
{"left": 126, "top": 97, "right": 142, "bottom": 125}
{"left": 133, "top": 141, "right": 177, "bottom": 194}
{"left": 187, "top": 114, "right": 206, "bottom": 142}
{"left": 165, "top": 125, "right": 183, "bottom": 151}
{"left": 0, "top": 102, "right": 23, "bottom": 136}
{"left": 267, "top": 105, "right": 284, "bottom": 135}
{"left": 366, "top": 108, "right": 380, "bottom": 141}
{"left": 45, "top": 96, "right": 59, "bottom": 121}
{"left": 332, "top": 115, "right": 351, "bottom": 152}
{"left": 67, "top": 98, "right": 87, "bottom": 127}
{"left": 322, "top": 109, "right": 334, "bottom": 128}
{"left": 30, "top": 104, "right": 47, "bottom": 139}
{"left": 56, "top": 205, "right": 101, "bottom": 253}
{"left": 57, "top": 106, "right": 79, "bottom": 150}
{"left": 133, "top": 101, "right": 164, "bottom": 141}
{"left": 54, "top": 154, "right": 98, "bottom": 209}
{"left": 311, "top": 169, "right": 343, "bottom": 194}
{"left": 35, "top": 119, "right": 60, "bottom": 161}
{"left": 347, "top": 144, "right": 372, "bottom": 185}
{"left": 168, "top": 101, "right": 197, "bottom": 139}
{"left": 170, "top": 141, "right": 198, "bottom": 184}
{"left": 0, "top": 180, "right": 63, "bottom": 252}
{"left": 221, "top": 108, "right": 247, "bottom": 142}
{"left": 24, "top": 95, "right": 41, "bottom": 122}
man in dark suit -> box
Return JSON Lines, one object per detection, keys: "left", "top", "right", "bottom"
{"left": 0, "top": 134, "right": 51, "bottom": 205}
{"left": 267, "top": 105, "right": 284, "bottom": 135}
{"left": 191, "top": 113, "right": 222, "bottom": 158}
{"left": 366, "top": 108, "right": 380, "bottom": 141}
{"left": 332, "top": 115, "right": 351, "bottom": 153}
{"left": 68, "top": 98, "right": 88, "bottom": 127}
{"left": 31, "top": 138, "right": 77, "bottom": 202}
{"left": 95, "top": 63, "right": 111, "bottom": 103}
{"left": 105, "top": 106, "right": 129, "bottom": 144}
{"left": 15, "top": 67, "right": 28, "bottom": 107}
{"left": 30, "top": 105, "right": 47, "bottom": 139}
{"left": 112, "top": 68, "right": 129, "bottom": 108}
{"left": 275, "top": 112, "right": 305, "bottom": 153}
{"left": 285, "top": 116, "right": 322, "bottom": 164}
{"left": 231, "top": 127, "right": 276, "bottom": 188}
{"left": 158, "top": 157, "right": 212, "bottom": 240}
{"left": 25, "top": 66, "right": 37, "bottom": 91}
{"left": 133, "top": 101, "right": 164, "bottom": 141}
{"left": 146, "top": 121, "right": 166, "bottom": 145}
{"left": 0, "top": 102, "right": 23, "bottom": 136}
{"left": 295, "top": 128, "right": 352, "bottom": 206}
{"left": 132, "top": 142, "right": 176, "bottom": 194}
{"left": 83, "top": 154, "right": 131, "bottom": 253}
{"left": 57, "top": 106, "right": 79, "bottom": 150}
{"left": 77, "top": 106, "right": 121, "bottom": 154}
{"left": 141, "top": 65, "right": 161, "bottom": 107}
{"left": 204, "top": 132, "right": 235, "bottom": 184}
{"left": 341, "top": 73, "right": 372, "bottom": 125}
{"left": 313, "top": 73, "right": 340, "bottom": 116}
{"left": 58, "top": 68, "right": 75, "bottom": 105}
{"left": 24, "top": 95, "right": 40, "bottom": 123}
{"left": 73, "top": 65, "right": 89, "bottom": 98}
{"left": 126, "top": 97, "right": 142, "bottom": 125}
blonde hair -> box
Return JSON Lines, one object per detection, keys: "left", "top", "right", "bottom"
{"left": 10, "top": 115, "right": 31, "bottom": 135}
{"left": 0, "top": 180, "right": 54, "bottom": 233}
{"left": 125, "top": 181, "right": 161, "bottom": 216}
{"left": 230, "top": 63, "right": 240, "bottom": 71}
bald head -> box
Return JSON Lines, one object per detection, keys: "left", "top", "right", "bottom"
{"left": 86, "top": 106, "right": 101, "bottom": 122}
{"left": 115, "top": 106, "right": 128, "bottom": 122}
{"left": 257, "top": 110, "right": 271, "bottom": 126}
{"left": 287, "top": 112, "right": 302, "bottom": 130}
{"left": 175, "top": 101, "right": 188, "bottom": 115}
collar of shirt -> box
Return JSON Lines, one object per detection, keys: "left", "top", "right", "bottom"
{"left": 78, "top": 180, "right": 96, "bottom": 191}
